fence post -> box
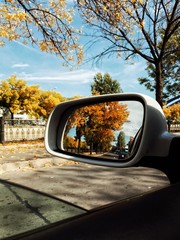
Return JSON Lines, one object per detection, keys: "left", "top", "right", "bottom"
{"left": 0, "top": 117, "right": 5, "bottom": 143}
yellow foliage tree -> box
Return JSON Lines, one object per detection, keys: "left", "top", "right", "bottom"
{"left": 36, "top": 90, "right": 66, "bottom": 119}
{"left": 0, "top": 0, "right": 83, "bottom": 64}
{"left": 65, "top": 101, "right": 129, "bottom": 153}
{"left": 63, "top": 135, "right": 88, "bottom": 152}
{"left": 163, "top": 104, "right": 180, "bottom": 121}
{"left": 64, "top": 135, "right": 77, "bottom": 151}
{"left": 0, "top": 75, "right": 40, "bottom": 119}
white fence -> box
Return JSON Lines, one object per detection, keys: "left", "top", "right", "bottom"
{"left": 169, "top": 122, "right": 180, "bottom": 133}
{"left": 4, "top": 126, "right": 45, "bottom": 142}
{"left": 1, "top": 119, "right": 179, "bottom": 143}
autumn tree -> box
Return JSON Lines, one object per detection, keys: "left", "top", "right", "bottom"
{"left": 163, "top": 103, "right": 180, "bottom": 122}
{"left": 0, "top": 0, "right": 83, "bottom": 64}
{"left": 138, "top": 28, "right": 180, "bottom": 102}
{"left": 63, "top": 104, "right": 88, "bottom": 152}
{"left": 65, "top": 101, "right": 129, "bottom": 154}
{"left": 63, "top": 135, "right": 88, "bottom": 153}
{"left": 84, "top": 101, "right": 129, "bottom": 153}
{"left": 91, "top": 73, "right": 123, "bottom": 95}
{"left": 35, "top": 90, "right": 66, "bottom": 119}
{"left": 77, "top": 0, "right": 180, "bottom": 107}
{"left": 0, "top": 75, "right": 40, "bottom": 119}
{"left": 117, "top": 131, "right": 126, "bottom": 150}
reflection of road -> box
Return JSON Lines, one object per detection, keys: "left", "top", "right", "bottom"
{"left": 96, "top": 152, "right": 126, "bottom": 160}
{"left": 101, "top": 152, "right": 118, "bottom": 159}
{"left": 80, "top": 152, "right": 128, "bottom": 160}
{"left": 80, "top": 153, "right": 118, "bottom": 159}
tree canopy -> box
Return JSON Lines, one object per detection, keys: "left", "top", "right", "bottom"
{"left": 36, "top": 90, "right": 65, "bottom": 119}
{"left": 0, "top": 0, "right": 83, "bottom": 64}
{"left": 117, "top": 131, "right": 126, "bottom": 150}
{"left": 0, "top": 75, "right": 65, "bottom": 120}
{"left": 91, "top": 73, "right": 123, "bottom": 95}
{"left": 65, "top": 101, "right": 129, "bottom": 154}
{"left": 163, "top": 103, "right": 180, "bottom": 121}
{"left": 0, "top": 75, "right": 40, "bottom": 119}
{"left": 77, "top": 0, "right": 180, "bottom": 107}
{"left": 138, "top": 28, "right": 180, "bottom": 102}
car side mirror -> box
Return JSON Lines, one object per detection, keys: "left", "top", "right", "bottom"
{"left": 45, "top": 93, "right": 171, "bottom": 167}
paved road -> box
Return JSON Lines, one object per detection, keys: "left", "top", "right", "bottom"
{"left": 0, "top": 163, "right": 169, "bottom": 210}
{"left": 0, "top": 141, "right": 170, "bottom": 209}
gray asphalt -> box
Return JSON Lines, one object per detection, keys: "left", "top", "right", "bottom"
{"left": 0, "top": 163, "right": 169, "bottom": 209}
{"left": 0, "top": 142, "right": 170, "bottom": 209}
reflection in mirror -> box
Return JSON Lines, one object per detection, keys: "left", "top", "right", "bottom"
{"left": 62, "top": 101, "right": 144, "bottom": 160}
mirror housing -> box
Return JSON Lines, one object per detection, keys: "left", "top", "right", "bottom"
{"left": 45, "top": 93, "right": 173, "bottom": 167}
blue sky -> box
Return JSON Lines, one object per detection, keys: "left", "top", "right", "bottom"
{"left": 0, "top": 40, "right": 154, "bottom": 98}
{"left": 0, "top": 7, "right": 155, "bottom": 99}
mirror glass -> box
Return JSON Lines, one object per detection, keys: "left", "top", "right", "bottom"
{"left": 62, "top": 100, "right": 144, "bottom": 160}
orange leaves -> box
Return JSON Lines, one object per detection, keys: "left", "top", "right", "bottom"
{"left": 77, "top": 0, "right": 147, "bottom": 50}
{"left": 0, "top": 3, "right": 29, "bottom": 42}
{"left": 66, "top": 101, "right": 129, "bottom": 152}
{"left": 39, "top": 41, "right": 49, "bottom": 52}
{"left": 4, "top": 11, "right": 27, "bottom": 22}
{"left": 0, "top": 0, "right": 83, "bottom": 64}
{"left": 70, "top": 101, "right": 129, "bottom": 133}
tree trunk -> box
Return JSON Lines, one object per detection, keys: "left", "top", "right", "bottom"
{"left": 90, "top": 140, "right": 93, "bottom": 155}
{"left": 10, "top": 110, "right": 14, "bottom": 125}
{"left": 77, "top": 136, "right": 81, "bottom": 154}
{"left": 155, "top": 62, "right": 164, "bottom": 108}
{"left": 0, "top": 117, "right": 5, "bottom": 143}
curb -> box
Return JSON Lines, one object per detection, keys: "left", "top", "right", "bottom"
{"left": 0, "top": 157, "right": 67, "bottom": 174}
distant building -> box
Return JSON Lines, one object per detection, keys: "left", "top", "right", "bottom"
{"left": 13, "top": 113, "right": 29, "bottom": 120}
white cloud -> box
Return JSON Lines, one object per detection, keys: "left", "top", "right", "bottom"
{"left": 18, "top": 69, "right": 98, "bottom": 84}
{"left": 12, "top": 63, "right": 30, "bottom": 68}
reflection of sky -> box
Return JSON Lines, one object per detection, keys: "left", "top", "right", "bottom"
{"left": 115, "top": 101, "right": 144, "bottom": 145}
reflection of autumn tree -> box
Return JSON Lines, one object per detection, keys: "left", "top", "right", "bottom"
{"left": 65, "top": 101, "right": 129, "bottom": 154}
{"left": 64, "top": 106, "right": 86, "bottom": 136}
{"left": 63, "top": 135, "right": 88, "bottom": 153}
{"left": 64, "top": 107, "right": 88, "bottom": 153}
{"left": 85, "top": 128, "right": 115, "bottom": 154}
{"left": 117, "top": 131, "right": 126, "bottom": 150}
{"left": 64, "top": 136, "right": 76, "bottom": 151}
